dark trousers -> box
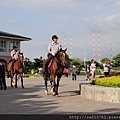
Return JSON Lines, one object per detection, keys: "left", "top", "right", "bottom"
{"left": 104, "top": 72, "right": 109, "bottom": 77}
{"left": 72, "top": 74, "right": 76, "bottom": 81}
{"left": 0, "top": 77, "right": 7, "bottom": 90}
{"left": 43, "top": 54, "right": 53, "bottom": 72}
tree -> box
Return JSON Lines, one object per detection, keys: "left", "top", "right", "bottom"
{"left": 70, "top": 58, "right": 83, "bottom": 69}
{"left": 112, "top": 53, "right": 120, "bottom": 67}
{"left": 33, "top": 56, "right": 43, "bottom": 71}
{"left": 100, "top": 58, "right": 111, "bottom": 64}
{"left": 23, "top": 58, "right": 33, "bottom": 74}
{"left": 66, "top": 54, "right": 72, "bottom": 66}
{"left": 65, "top": 55, "right": 83, "bottom": 70}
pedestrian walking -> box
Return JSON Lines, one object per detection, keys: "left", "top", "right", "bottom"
{"left": 103, "top": 61, "right": 109, "bottom": 77}
{"left": 85, "top": 64, "right": 91, "bottom": 81}
{"left": 107, "top": 61, "right": 111, "bottom": 75}
{"left": 72, "top": 65, "right": 77, "bottom": 81}
{"left": 90, "top": 59, "right": 96, "bottom": 80}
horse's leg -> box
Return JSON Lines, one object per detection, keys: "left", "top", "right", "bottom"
{"left": 44, "top": 75, "right": 48, "bottom": 95}
{"left": 56, "top": 77, "right": 61, "bottom": 96}
{"left": 14, "top": 73, "right": 17, "bottom": 88}
{"left": 21, "top": 75, "right": 24, "bottom": 89}
{"left": 52, "top": 76, "right": 57, "bottom": 96}
{"left": 10, "top": 72, "right": 13, "bottom": 87}
{"left": 50, "top": 80, "right": 53, "bottom": 94}
{"left": 45, "top": 79, "right": 49, "bottom": 95}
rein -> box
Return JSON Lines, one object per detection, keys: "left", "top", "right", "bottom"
{"left": 54, "top": 57, "right": 61, "bottom": 65}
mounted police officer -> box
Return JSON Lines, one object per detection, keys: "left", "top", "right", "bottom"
{"left": 10, "top": 46, "right": 20, "bottom": 73}
{"left": 43, "top": 35, "right": 61, "bottom": 74}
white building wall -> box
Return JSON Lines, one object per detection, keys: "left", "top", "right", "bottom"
{"left": 0, "top": 38, "right": 20, "bottom": 57}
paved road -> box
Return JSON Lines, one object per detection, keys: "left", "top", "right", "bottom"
{"left": 0, "top": 75, "right": 120, "bottom": 114}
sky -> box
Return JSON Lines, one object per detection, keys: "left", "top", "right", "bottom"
{"left": 0, "top": 0, "right": 120, "bottom": 61}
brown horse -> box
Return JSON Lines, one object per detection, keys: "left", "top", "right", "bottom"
{"left": 43, "top": 48, "right": 67, "bottom": 96}
{"left": 7, "top": 53, "right": 24, "bottom": 88}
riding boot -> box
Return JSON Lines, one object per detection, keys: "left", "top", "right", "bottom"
{"left": 11, "top": 64, "right": 14, "bottom": 74}
{"left": 11, "top": 59, "right": 15, "bottom": 74}
{"left": 43, "top": 55, "right": 53, "bottom": 74}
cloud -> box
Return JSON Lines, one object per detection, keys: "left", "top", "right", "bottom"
{"left": 84, "top": 13, "right": 120, "bottom": 31}
{"left": 0, "top": 0, "right": 80, "bottom": 11}
{"left": 57, "top": 15, "right": 69, "bottom": 21}
{"left": 6, "top": 19, "right": 16, "bottom": 24}
{"left": 115, "top": 0, "right": 120, "bottom": 7}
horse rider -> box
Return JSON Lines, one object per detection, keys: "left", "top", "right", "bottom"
{"left": 42, "top": 35, "right": 61, "bottom": 74}
{"left": 10, "top": 46, "right": 20, "bottom": 73}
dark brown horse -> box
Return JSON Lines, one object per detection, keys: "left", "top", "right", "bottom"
{"left": 43, "top": 48, "right": 67, "bottom": 96}
{"left": 7, "top": 53, "right": 24, "bottom": 88}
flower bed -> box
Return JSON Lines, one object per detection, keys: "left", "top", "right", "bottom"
{"left": 91, "top": 76, "right": 120, "bottom": 88}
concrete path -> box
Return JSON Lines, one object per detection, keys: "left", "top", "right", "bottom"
{"left": 0, "top": 76, "right": 120, "bottom": 114}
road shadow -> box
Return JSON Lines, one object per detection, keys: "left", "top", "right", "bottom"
{"left": 0, "top": 84, "right": 59, "bottom": 114}
{"left": 58, "top": 90, "right": 80, "bottom": 98}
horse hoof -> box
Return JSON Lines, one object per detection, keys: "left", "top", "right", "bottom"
{"left": 14, "top": 85, "right": 17, "bottom": 88}
{"left": 50, "top": 88, "right": 53, "bottom": 93}
{"left": 52, "top": 92, "right": 56, "bottom": 96}
{"left": 11, "top": 85, "right": 13, "bottom": 88}
{"left": 22, "top": 86, "right": 24, "bottom": 89}
{"left": 45, "top": 90, "right": 48, "bottom": 95}
{"left": 55, "top": 92, "right": 58, "bottom": 96}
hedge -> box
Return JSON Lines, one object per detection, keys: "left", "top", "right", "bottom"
{"left": 91, "top": 76, "right": 120, "bottom": 88}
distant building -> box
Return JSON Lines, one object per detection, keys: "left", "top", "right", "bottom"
{"left": 0, "top": 31, "right": 31, "bottom": 63}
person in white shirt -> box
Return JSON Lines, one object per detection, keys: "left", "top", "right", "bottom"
{"left": 10, "top": 46, "right": 20, "bottom": 72}
{"left": 90, "top": 59, "right": 96, "bottom": 80}
{"left": 42, "top": 35, "right": 60, "bottom": 74}
{"left": 107, "top": 61, "right": 111, "bottom": 75}
{"left": 103, "top": 61, "right": 109, "bottom": 77}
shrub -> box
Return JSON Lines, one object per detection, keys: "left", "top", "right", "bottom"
{"left": 91, "top": 76, "right": 120, "bottom": 88}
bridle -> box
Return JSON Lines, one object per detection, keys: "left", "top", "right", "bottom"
{"left": 54, "top": 52, "right": 66, "bottom": 66}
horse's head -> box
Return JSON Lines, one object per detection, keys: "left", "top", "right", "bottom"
{"left": 18, "top": 52, "right": 24, "bottom": 62}
{"left": 56, "top": 48, "right": 67, "bottom": 66}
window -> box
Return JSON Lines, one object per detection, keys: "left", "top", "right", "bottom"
{"left": 9, "top": 41, "right": 19, "bottom": 52}
{"left": 0, "top": 40, "right": 7, "bottom": 52}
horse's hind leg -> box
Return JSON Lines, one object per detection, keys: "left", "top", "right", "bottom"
{"left": 21, "top": 76, "right": 24, "bottom": 89}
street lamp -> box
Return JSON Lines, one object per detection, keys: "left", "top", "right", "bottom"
{"left": 84, "top": 50, "right": 89, "bottom": 67}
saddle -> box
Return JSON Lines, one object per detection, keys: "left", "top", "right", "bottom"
{"left": 48, "top": 59, "right": 53, "bottom": 68}
{"left": 8, "top": 59, "right": 17, "bottom": 71}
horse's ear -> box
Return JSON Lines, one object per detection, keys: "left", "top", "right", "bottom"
{"left": 60, "top": 48, "right": 62, "bottom": 51}
{"left": 64, "top": 48, "right": 67, "bottom": 52}
{"left": 59, "top": 45, "right": 62, "bottom": 51}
